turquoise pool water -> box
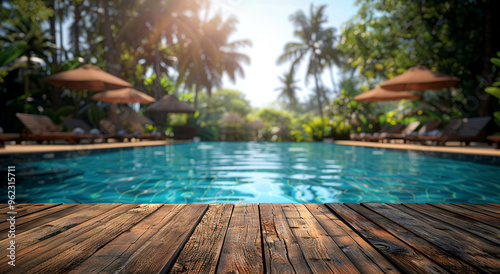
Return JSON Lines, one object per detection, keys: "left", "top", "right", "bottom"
{"left": 11, "top": 142, "right": 500, "bottom": 203}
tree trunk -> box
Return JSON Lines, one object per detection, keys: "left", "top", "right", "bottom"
{"left": 73, "top": 3, "right": 81, "bottom": 57}
{"left": 48, "top": 0, "right": 62, "bottom": 110}
{"left": 48, "top": 0, "right": 57, "bottom": 65}
{"left": 58, "top": 1, "right": 64, "bottom": 62}
{"left": 329, "top": 66, "right": 337, "bottom": 95}
{"left": 478, "top": 0, "right": 494, "bottom": 116}
{"left": 23, "top": 54, "right": 33, "bottom": 113}
{"left": 101, "top": 0, "right": 119, "bottom": 76}
{"left": 194, "top": 84, "right": 200, "bottom": 110}
{"left": 313, "top": 57, "right": 325, "bottom": 131}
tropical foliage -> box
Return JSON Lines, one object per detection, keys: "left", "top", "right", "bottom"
{"left": 1, "top": 1, "right": 498, "bottom": 140}
{"left": 277, "top": 4, "right": 341, "bottom": 126}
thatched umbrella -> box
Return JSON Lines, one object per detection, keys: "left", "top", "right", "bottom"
{"left": 45, "top": 64, "right": 131, "bottom": 91}
{"left": 91, "top": 88, "right": 155, "bottom": 122}
{"left": 146, "top": 94, "right": 195, "bottom": 133}
{"left": 248, "top": 120, "right": 265, "bottom": 130}
{"left": 118, "top": 106, "right": 154, "bottom": 125}
{"left": 220, "top": 112, "right": 245, "bottom": 125}
{"left": 354, "top": 87, "right": 420, "bottom": 102}
{"left": 91, "top": 88, "right": 155, "bottom": 104}
{"left": 146, "top": 94, "right": 195, "bottom": 113}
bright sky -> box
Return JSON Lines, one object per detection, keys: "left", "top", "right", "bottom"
{"left": 212, "top": 0, "right": 358, "bottom": 108}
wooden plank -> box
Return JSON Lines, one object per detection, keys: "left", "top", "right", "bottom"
{"left": 305, "top": 204, "right": 398, "bottom": 274}
{"left": 171, "top": 204, "right": 234, "bottom": 274}
{"left": 117, "top": 204, "right": 208, "bottom": 273}
{"left": 457, "top": 204, "right": 500, "bottom": 217}
{"left": 5, "top": 204, "right": 162, "bottom": 273}
{"left": 0, "top": 203, "right": 61, "bottom": 222}
{"left": 476, "top": 204, "right": 500, "bottom": 214}
{"left": 453, "top": 204, "right": 500, "bottom": 219}
{"left": 12, "top": 204, "right": 95, "bottom": 235}
{"left": 430, "top": 203, "right": 500, "bottom": 229}
{"left": 282, "top": 203, "right": 360, "bottom": 274}
{"left": 405, "top": 203, "right": 500, "bottom": 245}
{"left": 70, "top": 204, "right": 180, "bottom": 273}
{"left": 0, "top": 204, "right": 78, "bottom": 235}
{"left": 0, "top": 203, "right": 33, "bottom": 214}
{"left": 326, "top": 203, "right": 451, "bottom": 273}
{"left": 348, "top": 203, "right": 479, "bottom": 273}
{"left": 260, "top": 203, "right": 311, "bottom": 274}
{"left": 486, "top": 203, "right": 500, "bottom": 209}
{"left": 0, "top": 203, "right": 123, "bottom": 268}
{"left": 217, "top": 203, "right": 264, "bottom": 274}
{"left": 365, "top": 203, "right": 500, "bottom": 273}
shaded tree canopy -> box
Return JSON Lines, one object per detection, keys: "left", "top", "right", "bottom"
{"left": 338, "top": 0, "right": 500, "bottom": 117}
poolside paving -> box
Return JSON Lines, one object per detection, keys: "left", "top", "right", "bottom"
{"left": 335, "top": 140, "right": 500, "bottom": 157}
{"left": 2, "top": 139, "right": 499, "bottom": 157}
{"left": 0, "top": 139, "right": 189, "bottom": 155}
{"left": 1, "top": 203, "right": 499, "bottom": 273}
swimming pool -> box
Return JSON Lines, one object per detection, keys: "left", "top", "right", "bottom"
{"left": 8, "top": 142, "right": 500, "bottom": 203}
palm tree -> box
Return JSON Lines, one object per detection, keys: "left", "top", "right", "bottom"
{"left": 1, "top": 8, "right": 54, "bottom": 111}
{"left": 275, "top": 70, "right": 301, "bottom": 111}
{"left": 277, "top": 4, "right": 339, "bottom": 127}
{"left": 176, "top": 11, "right": 251, "bottom": 109}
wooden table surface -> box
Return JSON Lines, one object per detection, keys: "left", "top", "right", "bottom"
{"left": 0, "top": 203, "right": 499, "bottom": 273}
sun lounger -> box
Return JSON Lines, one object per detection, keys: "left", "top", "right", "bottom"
{"left": 0, "top": 133, "right": 20, "bottom": 148}
{"left": 99, "top": 119, "right": 136, "bottom": 142}
{"left": 62, "top": 118, "right": 111, "bottom": 142}
{"left": 350, "top": 125, "right": 389, "bottom": 141}
{"left": 378, "top": 121, "right": 421, "bottom": 143}
{"left": 16, "top": 113, "right": 100, "bottom": 144}
{"left": 419, "top": 117, "right": 491, "bottom": 146}
{"left": 62, "top": 118, "right": 93, "bottom": 132}
{"left": 487, "top": 136, "right": 500, "bottom": 149}
{"left": 403, "top": 121, "right": 441, "bottom": 143}
{"left": 363, "top": 124, "right": 405, "bottom": 142}
{"left": 417, "top": 118, "right": 462, "bottom": 145}
{"left": 128, "top": 122, "right": 163, "bottom": 141}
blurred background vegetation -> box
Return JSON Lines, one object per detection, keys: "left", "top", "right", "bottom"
{"left": 1, "top": 0, "right": 499, "bottom": 141}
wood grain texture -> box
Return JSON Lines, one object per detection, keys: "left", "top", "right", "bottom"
{"left": 70, "top": 204, "right": 180, "bottom": 273}
{"left": 327, "top": 203, "right": 450, "bottom": 273}
{"left": 0, "top": 203, "right": 61, "bottom": 222}
{"left": 405, "top": 203, "right": 500, "bottom": 245}
{"left": 305, "top": 203, "right": 398, "bottom": 274}
{"left": 217, "top": 203, "right": 264, "bottom": 274}
{"left": 282, "top": 203, "right": 360, "bottom": 274}
{"left": 430, "top": 203, "right": 500, "bottom": 229}
{"left": 454, "top": 204, "right": 500, "bottom": 218}
{"left": 1, "top": 203, "right": 499, "bottom": 273}
{"left": 0, "top": 203, "right": 121, "bottom": 269}
{"left": 260, "top": 203, "right": 311, "bottom": 274}
{"left": 477, "top": 204, "right": 500, "bottom": 214}
{"left": 171, "top": 204, "right": 234, "bottom": 274}
{"left": 366, "top": 203, "right": 499, "bottom": 273}
{"left": 4, "top": 204, "right": 161, "bottom": 274}
{"left": 0, "top": 204, "right": 78, "bottom": 235}
{"left": 119, "top": 204, "right": 208, "bottom": 273}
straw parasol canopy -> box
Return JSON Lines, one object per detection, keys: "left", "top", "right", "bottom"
{"left": 220, "top": 112, "right": 245, "bottom": 124}
{"left": 380, "top": 66, "right": 459, "bottom": 92}
{"left": 248, "top": 120, "right": 265, "bottom": 130}
{"left": 91, "top": 88, "right": 155, "bottom": 104}
{"left": 118, "top": 106, "right": 154, "bottom": 124}
{"left": 354, "top": 87, "right": 420, "bottom": 102}
{"left": 146, "top": 94, "right": 195, "bottom": 113}
{"left": 44, "top": 64, "right": 132, "bottom": 91}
